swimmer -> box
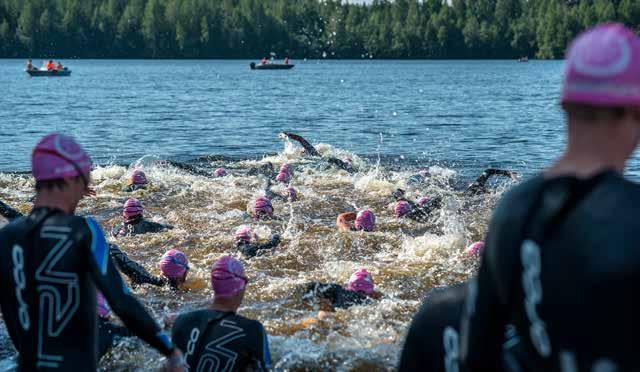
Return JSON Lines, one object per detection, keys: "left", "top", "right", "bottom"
{"left": 111, "top": 197, "right": 172, "bottom": 237}
{"left": 250, "top": 196, "right": 278, "bottom": 220}
{"left": 171, "top": 256, "right": 271, "bottom": 370}
{"left": 122, "top": 169, "right": 148, "bottom": 192}
{"left": 159, "top": 249, "right": 190, "bottom": 289}
{"left": 406, "top": 168, "right": 514, "bottom": 195}
{"left": 461, "top": 24, "right": 640, "bottom": 371}
{"left": 213, "top": 167, "right": 228, "bottom": 177}
{"left": 336, "top": 209, "right": 375, "bottom": 232}
{"left": 391, "top": 192, "right": 443, "bottom": 222}
{"left": 235, "top": 225, "right": 281, "bottom": 258}
{"left": 262, "top": 177, "right": 299, "bottom": 202}
{"left": 0, "top": 133, "right": 183, "bottom": 371}
{"left": 398, "top": 283, "right": 526, "bottom": 372}
{"left": 280, "top": 132, "right": 355, "bottom": 172}
{"left": 298, "top": 268, "right": 380, "bottom": 311}
{"left": 0, "top": 199, "right": 23, "bottom": 221}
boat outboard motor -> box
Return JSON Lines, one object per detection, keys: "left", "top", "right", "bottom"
{"left": 250, "top": 62, "right": 256, "bottom": 70}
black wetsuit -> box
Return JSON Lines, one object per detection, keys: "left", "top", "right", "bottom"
{"left": 0, "top": 207, "right": 174, "bottom": 370}
{"left": 122, "top": 184, "right": 146, "bottom": 192}
{"left": 0, "top": 199, "right": 22, "bottom": 221}
{"left": 399, "top": 284, "right": 526, "bottom": 372}
{"left": 465, "top": 168, "right": 514, "bottom": 195}
{"left": 237, "top": 235, "right": 281, "bottom": 258}
{"left": 172, "top": 309, "right": 271, "bottom": 371}
{"left": 109, "top": 243, "right": 166, "bottom": 286}
{"left": 301, "top": 282, "right": 371, "bottom": 309}
{"left": 110, "top": 216, "right": 172, "bottom": 238}
{"left": 283, "top": 132, "right": 355, "bottom": 172}
{"left": 461, "top": 170, "right": 640, "bottom": 371}
{"left": 97, "top": 318, "right": 132, "bottom": 359}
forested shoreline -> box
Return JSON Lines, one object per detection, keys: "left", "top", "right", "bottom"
{"left": 1, "top": 0, "right": 639, "bottom": 60}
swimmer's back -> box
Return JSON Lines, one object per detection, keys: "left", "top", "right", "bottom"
{"left": 463, "top": 171, "right": 640, "bottom": 370}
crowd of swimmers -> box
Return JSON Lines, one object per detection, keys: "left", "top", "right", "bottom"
{"left": 1, "top": 22, "right": 638, "bottom": 371}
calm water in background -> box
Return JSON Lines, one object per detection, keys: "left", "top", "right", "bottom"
{"left": 0, "top": 58, "right": 596, "bottom": 176}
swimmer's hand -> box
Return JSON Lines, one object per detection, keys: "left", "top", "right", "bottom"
{"left": 278, "top": 132, "right": 288, "bottom": 140}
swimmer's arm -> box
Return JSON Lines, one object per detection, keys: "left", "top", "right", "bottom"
{"left": 85, "top": 218, "right": 174, "bottom": 357}
{"left": 282, "top": 132, "right": 321, "bottom": 156}
{"left": 326, "top": 157, "right": 353, "bottom": 172}
{"left": 109, "top": 244, "right": 165, "bottom": 286}
{"left": 336, "top": 212, "right": 357, "bottom": 232}
{"left": 256, "top": 234, "right": 281, "bottom": 251}
{"left": 0, "top": 200, "right": 23, "bottom": 221}
{"left": 466, "top": 168, "right": 514, "bottom": 195}
{"left": 460, "top": 241, "right": 509, "bottom": 370}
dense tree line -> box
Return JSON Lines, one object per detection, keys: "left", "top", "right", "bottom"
{"left": 0, "top": 0, "right": 638, "bottom": 59}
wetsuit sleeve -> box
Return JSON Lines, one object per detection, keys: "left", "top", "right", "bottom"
{"left": 283, "top": 132, "right": 321, "bottom": 156}
{"left": 0, "top": 200, "right": 23, "bottom": 221}
{"left": 466, "top": 168, "right": 513, "bottom": 195}
{"left": 110, "top": 224, "right": 124, "bottom": 238}
{"left": 460, "top": 229, "right": 511, "bottom": 370}
{"left": 145, "top": 220, "right": 172, "bottom": 233}
{"left": 260, "top": 325, "right": 272, "bottom": 370}
{"left": 326, "top": 157, "right": 353, "bottom": 172}
{"left": 256, "top": 235, "right": 281, "bottom": 251}
{"left": 237, "top": 242, "right": 259, "bottom": 258}
{"left": 84, "top": 218, "right": 174, "bottom": 356}
{"left": 109, "top": 244, "right": 166, "bottom": 286}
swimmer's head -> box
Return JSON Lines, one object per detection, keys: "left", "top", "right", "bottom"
{"left": 466, "top": 241, "right": 485, "bottom": 257}
{"left": 235, "top": 225, "right": 256, "bottom": 244}
{"left": 214, "top": 167, "right": 227, "bottom": 177}
{"left": 275, "top": 171, "right": 291, "bottom": 184}
{"left": 394, "top": 200, "right": 412, "bottom": 218}
{"left": 285, "top": 186, "right": 298, "bottom": 202}
{"left": 32, "top": 133, "right": 92, "bottom": 184}
{"left": 252, "top": 196, "right": 273, "bottom": 218}
{"left": 562, "top": 23, "right": 640, "bottom": 108}
{"left": 130, "top": 169, "right": 147, "bottom": 186}
{"left": 417, "top": 196, "right": 430, "bottom": 206}
{"left": 347, "top": 268, "right": 375, "bottom": 295}
{"left": 355, "top": 209, "right": 376, "bottom": 231}
{"left": 123, "top": 198, "right": 143, "bottom": 221}
{"left": 97, "top": 292, "right": 111, "bottom": 319}
{"left": 279, "top": 163, "right": 293, "bottom": 176}
{"left": 211, "top": 256, "right": 247, "bottom": 300}
{"left": 159, "top": 249, "right": 190, "bottom": 287}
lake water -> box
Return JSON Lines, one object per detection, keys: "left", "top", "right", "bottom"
{"left": 0, "top": 59, "right": 635, "bottom": 371}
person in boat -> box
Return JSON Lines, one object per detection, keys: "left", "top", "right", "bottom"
{"left": 0, "top": 133, "right": 183, "bottom": 371}
{"left": 26, "top": 59, "right": 34, "bottom": 71}
{"left": 111, "top": 198, "right": 172, "bottom": 237}
{"left": 280, "top": 132, "right": 355, "bottom": 173}
{"left": 56, "top": 62, "right": 64, "bottom": 71}
{"left": 261, "top": 57, "right": 267, "bottom": 65}
{"left": 171, "top": 256, "right": 272, "bottom": 371}
{"left": 337, "top": 209, "right": 375, "bottom": 232}
{"left": 398, "top": 283, "right": 527, "bottom": 372}
{"left": 284, "top": 57, "right": 289, "bottom": 65}
{"left": 297, "top": 268, "right": 381, "bottom": 311}
{"left": 46, "top": 60, "right": 55, "bottom": 71}
{"left": 235, "top": 225, "right": 281, "bottom": 258}
{"left": 123, "top": 169, "right": 149, "bottom": 192}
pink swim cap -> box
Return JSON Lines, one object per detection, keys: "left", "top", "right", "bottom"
{"left": 211, "top": 256, "right": 247, "bottom": 298}
{"left": 235, "top": 225, "right": 256, "bottom": 244}
{"left": 32, "top": 133, "right": 92, "bottom": 182}
{"left": 466, "top": 241, "right": 485, "bottom": 256}
{"left": 97, "top": 292, "right": 111, "bottom": 319}
{"left": 347, "top": 268, "right": 375, "bottom": 295}
{"left": 130, "top": 169, "right": 147, "bottom": 185}
{"left": 159, "top": 249, "right": 190, "bottom": 280}
{"left": 562, "top": 23, "right": 640, "bottom": 108}
{"left": 253, "top": 197, "right": 274, "bottom": 217}
{"left": 285, "top": 186, "right": 298, "bottom": 202}
{"left": 355, "top": 209, "right": 375, "bottom": 232}
{"left": 123, "top": 198, "right": 143, "bottom": 220}
{"left": 395, "top": 200, "right": 412, "bottom": 218}
{"left": 417, "top": 196, "right": 429, "bottom": 206}
{"left": 275, "top": 171, "right": 291, "bottom": 184}
{"left": 279, "top": 163, "right": 293, "bottom": 176}
{"left": 214, "top": 167, "right": 227, "bottom": 177}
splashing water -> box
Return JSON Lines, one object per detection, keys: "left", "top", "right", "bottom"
{"left": 0, "top": 141, "right": 517, "bottom": 371}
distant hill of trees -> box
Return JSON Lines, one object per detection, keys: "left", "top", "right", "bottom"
{"left": 1, "top": 0, "right": 638, "bottom": 59}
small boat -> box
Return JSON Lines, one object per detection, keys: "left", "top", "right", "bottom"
{"left": 26, "top": 69, "right": 71, "bottom": 77}
{"left": 518, "top": 57, "right": 529, "bottom": 63}
{"left": 250, "top": 62, "right": 294, "bottom": 70}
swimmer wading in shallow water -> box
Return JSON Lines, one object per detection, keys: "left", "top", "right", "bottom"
{"left": 111, "top": 197, "right": 172, "bottom": 237}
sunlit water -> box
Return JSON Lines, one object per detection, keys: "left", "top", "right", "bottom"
{"left": 1, "top": 59, "right": 639, "bottom": 371}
